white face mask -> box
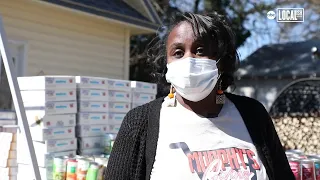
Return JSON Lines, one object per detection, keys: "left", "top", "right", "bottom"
{"left": 165, "top": 57, "right": 220, "bottom": 102}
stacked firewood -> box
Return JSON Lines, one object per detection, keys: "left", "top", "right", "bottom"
{"left": 269, "top": 79, "right": 320, "bottom": 154}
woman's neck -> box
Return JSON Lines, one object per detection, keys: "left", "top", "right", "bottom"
{"left": 176, "top": 91, "right": 223, "bottom": 117}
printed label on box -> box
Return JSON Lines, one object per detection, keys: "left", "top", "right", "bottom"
{"left": 77, "top": 112, "right": 108, "bottom": 125}
{"left": 76, "top": 76, "right": 108, "bottom": 89}
{"left": 131, "top": 81, "right": 157, "bottom": 94}
{"left": 44, "top": 101, "right": 77, "bottom": 115}
{"left": 109, "top": 102, "right": 131, "bottom": 113}
{"left": 31, "top": 127, "right": 75, "bottom": 141}
{"left": 109, "top": 91, "right": 131, "bottom": 102}
{"left": 108, "top": 79, "right": 131, "bottom": 91}
{"left": 78, "top": 101, "right": 108, "bottom": 113}
{"left": 77, "top": 125, "right": 108, "bottom": 137}
{"left": 78, "top": 89, "right": 108, "bottom": 101}
{"left": 108, "top": 113, "right": 126, "bottom": 124}
{"left": 132, "top": 93, "right": 155, "bottom": 104}
{"left": 45, "top": 89, "right": 76, "bottom": 100}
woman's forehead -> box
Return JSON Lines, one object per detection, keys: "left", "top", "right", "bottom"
{"left": 167, "top": 22, "right": 197, "bottom": 45}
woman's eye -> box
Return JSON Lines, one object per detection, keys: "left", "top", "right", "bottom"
{"left": 173, "top": 50, "right": 184, "bottom": 58}
{"left": 196, "top": 47, "right": 204, "bottom": 55}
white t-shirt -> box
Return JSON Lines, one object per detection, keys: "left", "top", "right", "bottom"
{"left": 150, "top": 97, "right": 269, "bottom": 180}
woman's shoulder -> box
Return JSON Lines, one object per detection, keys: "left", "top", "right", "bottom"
{"left": 225, "top": 92, "right": 267, "bottom": 112}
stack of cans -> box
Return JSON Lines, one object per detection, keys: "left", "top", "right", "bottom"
{"left": 52, "top": 154, "right": 108, "bottom": 180}
{"left": 286, "top": 149, "right": 320, "bottom": 180}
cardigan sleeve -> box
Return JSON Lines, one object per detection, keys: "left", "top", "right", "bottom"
{"left": 104, "top": 105, "right": 148, "bottom": 180}
{"left": 257, "top": 102, "right": 295, "bottom": 180}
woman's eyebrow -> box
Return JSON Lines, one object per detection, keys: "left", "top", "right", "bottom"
{"left": 168, "top": 42, "right": 184, "bottom": 50}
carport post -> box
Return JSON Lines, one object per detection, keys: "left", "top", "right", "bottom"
{"left": 0, "top": 16, "right": 42, "bottom": 180}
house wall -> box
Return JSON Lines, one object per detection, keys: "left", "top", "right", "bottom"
{"left": 0, "top": 0, "right": 129, "bottom": 80}
{"left": 233, "top": 79, "right": 293, "bottom": 111}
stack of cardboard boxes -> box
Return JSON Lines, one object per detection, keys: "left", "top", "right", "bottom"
{"left": 16, "top": 76, "right": 78, "bottom": 179}
{"left": 76, "top": 76, "right": 109, "bottom": 156}
{"left": 0, "top": 111, "right": 18, "bottom": 180}
{"left": 107, "top": 79, "right": 132, "bottom": 135}
{"left": 131, "top": 81, "right": 157, "bottom": 108}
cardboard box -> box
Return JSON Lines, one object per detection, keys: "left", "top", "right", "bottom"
{"left": 0, "top": 158, "right": 17, "bottom": 168}
{"left": 107, "top": 79, "right": 131, "bottom": 91}
{"left": 0, "top": 150, "right": 16, "bottom": 160}
{"left": 21, "top": 89, "right": 76, "bottom": 106}
{"left": 108, "top": 124, "right": 121, "bottom": 134}
{"left": 0, "top": 167, "right": 18, "bottom": 176}
{"left": 0, "top": 120, "right": 16, "bottom": 126}
{"left": 0, "top": 111, "right": 16, "bottom": 120}
{"left": 76, "top": 125, "right": 108, "bottom": 137}
{"left": 30, "top": 126, "right": 75, "bottom": 141}
{"left": 108, "top": 102, "right": 131, "bottom": 113}
{"left": 77, "top": 148, "right": 104, "bottom": 156}
{"left": 108, "top": 113, "right": 126, "bottom": 125}
{"left": 78, "top": 136, "right": 103, "bottom": 149}
{"left": 17, "top": 150, "right": 76, "bottom": 167}
{"left": 18, "top": 164, "right": 52, "bottom": 180}
{"left": 78, "top": 101, "right": 108, "bottom": 113}
{"left": 77, "top": 112, "right": 108, "bottom": 125}
{"left": 132, "top": 92, "right": 156, "bottom": 104}
{"left": 0, "top": 126, "right": 19, "bottom": 133}
{"left": 1, "top": 175, "right": 16, "bottom": 180}
{"left": 108, "top": 90, "right": 131, "bottom": 102}
{"left": 131, "top": 81, "right": 157, "bottom": 94}
{"left": 76, "top": 76, "right": 108, "bottom": 89}
{"left": 26, "top": 110, "right": 76, "bottom": 128}
{"left": 24, "top": 101, "right": 77, "bottom": 115}
{"left": 18, "top": 76, "right": 76, "bottom": 90}
{"left": 78, "top": 89, "right": 108, "bottom": 101}
{"left": 18, "top": 137, "right": 77, "bottom": 153}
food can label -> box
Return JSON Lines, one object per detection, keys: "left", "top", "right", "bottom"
{"left": 315, "top": 162, "right": 320, "bottom": 180}
{"left": 289, "top": 161, "right": 301, "bottom": 180}
{"left": 53, "top": 158, "right": 67, "bottom": 180}
{"left": 302, "top": 163, "right": 315, "bottom": 180}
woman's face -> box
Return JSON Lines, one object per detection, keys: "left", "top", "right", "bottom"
{"left": 166, "top": 21, "right": 216, "bottom": 64}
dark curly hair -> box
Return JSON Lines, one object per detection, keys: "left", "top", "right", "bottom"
{"left": 147, "top": 12, "right": 240, "bottom": 96}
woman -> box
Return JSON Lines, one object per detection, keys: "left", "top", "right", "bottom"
{"left": 105, "top": 12, "right": 294, "bottom": 180}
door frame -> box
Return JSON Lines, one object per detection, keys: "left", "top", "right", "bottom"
{"left": 7, "top": 39, "right": 28, "bottom": 77}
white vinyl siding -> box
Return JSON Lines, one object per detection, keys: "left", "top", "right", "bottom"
{"left": 0, "top": 0, "right": 127, "bottom": 79}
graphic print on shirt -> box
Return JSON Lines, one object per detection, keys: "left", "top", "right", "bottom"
{"left": 170, "top": 142, "right": 261, "bottom": 180}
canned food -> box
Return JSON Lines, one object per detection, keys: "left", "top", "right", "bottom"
{"left": 97, "top": 165, "right": 105, "bottom": 180}
{"left": 289, "top": 158, "right": 301, "bottom": 180}
{"left": 301, "top": 159, "right": 315, "bottom": 180}
{"left": 66, "top": 158, "right": 77, "bottom": 180}
{"left": 53, "top": 156, "right": 68, "bottom": 180}
{"left": 103, "top": 134, "right": 116, "bottom": 155}
{"left": 94, "top": 156, "right": 108, "bottom": 166}
{"left": 287, "top": 149, "right": 304, "bottom": 155}
{"left": 77, "top": 158, "right": 90, "bottom": 180}
{"left": 86, "top": 162, "right": 99, "bottom": 180}
{"left": 311, "top": 158, "right": 320, "bottom": 180}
